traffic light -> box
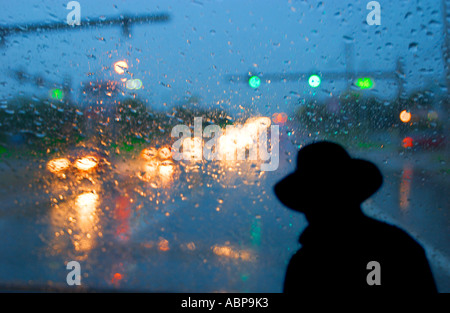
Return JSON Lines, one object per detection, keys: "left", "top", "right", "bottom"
{"left": 126, "top": 78, "right": 143, "bottom": 90}
{"left": 49, "top": 88, "right": 64, "bottom": 100}
{"left": 308, "top": 74, "right": 321, "bottom": 88}
{"left": 355, "top": 77, "right": 374, "bottom": 90}
{"left": 248, "top": 75, "right": 261, "bottom": 88}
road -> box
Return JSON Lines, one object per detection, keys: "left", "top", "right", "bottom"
{"left": 0, "top": 134, "right": 448, "bottom": 292}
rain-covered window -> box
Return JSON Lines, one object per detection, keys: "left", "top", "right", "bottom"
{"left": 0, "top": 0, "right": 448, "bottom": 293}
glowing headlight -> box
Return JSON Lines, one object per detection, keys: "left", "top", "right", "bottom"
{"left": 158, "top": 147, "right": 172, "bottom": 159}
{"left": 47, "top": 158, "right": 71, "bottom": 173}
{"left": 141, "top": 148, "right": 158, "bottom": 160}
{"left": 74, "top": 156, "right": 98, "bottom": 171}
{"left": 159, "top": 160, "right": 175, "bottom": 178}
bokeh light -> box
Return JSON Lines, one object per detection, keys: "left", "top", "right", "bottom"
{"left": 74, "top": 156, "right": 98, "bottom": 172}
{"left": 158, "top": 147, "right": 172, "bottom": 159}
{"left": 158, "top": 238, "right": 170, "bottom": 251}
{"left": 125, "top": 78, "right": 143, "bottom": 90}
{"left": 125, "top": 79, "right": 136, "bottom": 90}
{"left": 114, "top": 60, "right": 128, "bottom": 74}
{"left": 272, "top": 112, "right": 288, "bottom": 124}
{"left": 402, "top": 137, "right": 413, "bottom": 148}
{"left": 141, "top": 147, "right": 158, "bottom": 160}
{"left": 49, "top": 88, "right": 64, "bottom": 100}
{"left": 47, "top": 158, "right": 70, "bottom": 173}
{"left": 133, "top": 79, "right": 143, "bottom": 89}
{"left": 308, "top": 74, "right": 321, "bottom": 88}
{"left": 111, "top": 273, "right": 123, "bottom": 284}
{"left": 248, "top": 75, "right": 261, "bottom": 88}
{"left": 400, "top": 110, "right": 412, "bottom": 123}
{"left": 355, "top": 77, "right": 374, "bottom": 90}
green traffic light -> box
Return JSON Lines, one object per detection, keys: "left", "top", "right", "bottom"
{"left": 308, "top": 75, "right": 321, "bottom": 88}
{"left": 50, "top": 88, "right": 64, "bottom": 100}
{"left": 355, "top": 77, "right": 374, "bottom": 89}
{"left": 126, "top": 78, "right": 143, "bottom": 90}
{"left": 248, "top": 76, "right": 261, "bottom": 88}
{"left": 134, "top": 79, "right": 143, "bottom": 90}
{"left": 126, "top": 79, "right": 137, "bottom": 90}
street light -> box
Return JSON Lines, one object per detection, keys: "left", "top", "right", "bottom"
{"left": 114, "top": 61, "right": 128, "bottom": 74}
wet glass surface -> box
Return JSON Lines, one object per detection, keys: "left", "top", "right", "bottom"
{"left": 0, "top": 0, "right": 448, "bottom": 292}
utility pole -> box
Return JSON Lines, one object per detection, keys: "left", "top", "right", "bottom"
{"left": 2, "top": 12, "right": 171, "bottom": 98}
{"left": 442, "top": 0, "right": 450, "bottom": 95}
{"left": 345, "top": 42, "right": 355, "bottom": 90}
{"left": 396, "top": 58, "right": 405, "bottom": 100}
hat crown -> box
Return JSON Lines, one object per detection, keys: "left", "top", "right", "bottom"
{"left": 296, "top": 142, "right": 351, "bottom": 176}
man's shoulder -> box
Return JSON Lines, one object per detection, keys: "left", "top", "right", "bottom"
{"left": 361, "top": 217, "right": 425, "bottom": 252}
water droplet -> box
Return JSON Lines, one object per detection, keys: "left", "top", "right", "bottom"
{"left": 343, "top": 35, "right": 354, "bottom": 43}
{"left": 408, "top": 42, "right": 418, "bottom": 52}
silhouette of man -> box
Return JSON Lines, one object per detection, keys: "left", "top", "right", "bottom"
{"left": 274, "top": 141, "right": 437, "bottom": 292}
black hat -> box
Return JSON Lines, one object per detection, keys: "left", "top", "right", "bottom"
{"left": 274, "top": 141, "right": 383, "bottom": 211}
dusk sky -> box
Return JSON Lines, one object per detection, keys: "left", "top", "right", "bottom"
{"left": 0, "top": 0, "right": 446, "bottom": 115}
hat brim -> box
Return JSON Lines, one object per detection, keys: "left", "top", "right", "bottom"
{"left": 274, "top": 173, "right": 300, "bottom": 210}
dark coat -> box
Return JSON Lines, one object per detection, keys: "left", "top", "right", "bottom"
{"left": 283, "top": 214, "right": 438, "bottom": 293}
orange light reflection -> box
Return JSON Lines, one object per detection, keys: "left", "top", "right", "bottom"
{"left": 114, "top": 60, "right": 128, "bottom": 74}
{"left": 47, "top": 158, "right": 71, "bottom": 173}
{"left": 400, "top": 110, "right": 412, "bottom": 123}
{"left": 74, "top": 156, "right": 98, "bottom": 172}
{"left": 399, "top": 163, "right": 413, "bottom": 212}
